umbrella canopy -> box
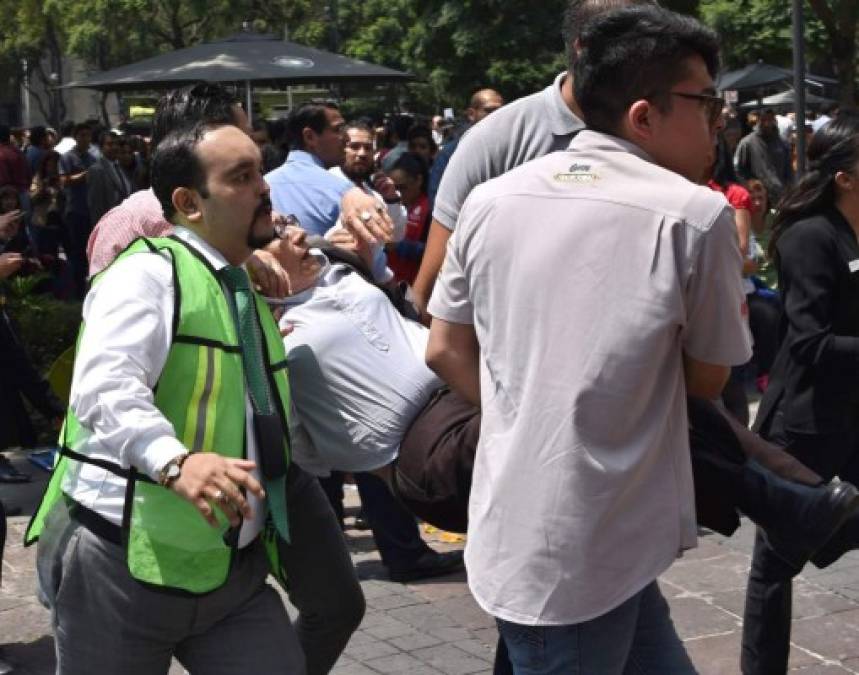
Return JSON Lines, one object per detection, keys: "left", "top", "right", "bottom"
{"left": 716, "top": 62, "right": 792, "bottom": 91}
{"left": 739, "top": 88, "right": 836, "bottom": 110}
{"left": 717, "top": 61, "right": 837, "bottom": 92}
{"left": 63, "top": 31, "right": 414, "bottom": 92}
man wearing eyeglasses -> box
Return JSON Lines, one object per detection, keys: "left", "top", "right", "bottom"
{"left": 425, "top": 6, "right": 753, "bottom": 672}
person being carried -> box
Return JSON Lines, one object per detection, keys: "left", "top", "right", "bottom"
{"left": 265, "top": 224, "right": 859, "bottom": 573}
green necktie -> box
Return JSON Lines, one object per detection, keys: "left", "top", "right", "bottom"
{"left": 220, "top": 265, "right": 289, "bottom": 543}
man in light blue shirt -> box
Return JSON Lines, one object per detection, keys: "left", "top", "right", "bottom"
{"left": 265, "top": 101, "right": 352, "bottom": 236}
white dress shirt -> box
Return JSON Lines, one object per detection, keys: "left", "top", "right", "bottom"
{"left": 272, "top": 255, "right": 441, "bottom": 476}
{"left": 65, "top": 226, "right": 265, "bottom": 547}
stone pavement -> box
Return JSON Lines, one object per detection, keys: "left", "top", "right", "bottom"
{"left": 2, "top": 452, "right": 859, "bottom": 674}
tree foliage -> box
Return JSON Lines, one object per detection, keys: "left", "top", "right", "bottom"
{"left": 0, "top": 0, "right": 856, "bottom": 125}
{"left": 700, "top": 0, "right": 857, "bottom": 104}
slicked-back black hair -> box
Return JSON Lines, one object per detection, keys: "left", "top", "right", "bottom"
{"left": 286, "top": 100, "right": 339, "bottom": 151}
{"left": 151, "top": 121, "right": 213, "bottom": 221}
{"left": 151, "top": 82, "right": 238, "bottom": 149}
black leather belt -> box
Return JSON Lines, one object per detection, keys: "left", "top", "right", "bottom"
{"left": 65, "top": 497, "right": 123, "bottom": 545}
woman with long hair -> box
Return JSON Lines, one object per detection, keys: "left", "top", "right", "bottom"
{"left": 741, "top": 111, "right": 859, "bottom": 673}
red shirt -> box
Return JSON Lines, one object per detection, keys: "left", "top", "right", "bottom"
{"left": 707, "top": 180, "right": 752, "bottom": 212}
{"left": 387, "top": 193, "right": 429, "bottom": 284}
{"left": 0, "top": 143, "right": 31, "bottom": 192}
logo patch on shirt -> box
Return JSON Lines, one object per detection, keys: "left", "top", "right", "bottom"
{"left": 554, "top": 163, "right": 600, "bottom": 184}
{"left": 849, "top": 259, "right": 859, "bottom": 273}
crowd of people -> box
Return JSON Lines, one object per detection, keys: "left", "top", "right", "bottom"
{"left": 2, "top": 0, "right": 859, "bottom": 674}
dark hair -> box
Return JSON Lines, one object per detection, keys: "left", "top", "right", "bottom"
{"left": 710, "top": 133, "right": 739, "bottom": 189}
{"left": 0, "top": 185, "right": 20, "bottom": 210}
{"left": 73, "top": 122, "right": 91, "bottom": 137}
{"left": 0, "top": 125, "right": 10, "bottom": 144}
{"left": 407, "top": 125, "right": 437, "bottom": 153}
{"left": 562, "top": 0, "right": 657, "bottom": 65}
{"left": 574, "top": 5, "right": 720, "bottom": 135}
{"left": 390, "top": 152, "right": 429, "bottom": 195}
{"left": 769, "top": 110, "right": 859, "bottom": 258}
{"left": 59, "top": 120, "right": 75, "bottom": 137}
{"left": 344, "top": 120, "right": 374, "bottom": 136}
{"left": 286, "top": 100, "right": 339, "bottom": 151}
{"left": 151, "top": 122, "right": 213, "bottom": 220}
{"left": 151, "top": 82, "right": 239, "bottom": 149}
{"left": 97, "top": 129, "right": 118, "bottom": 146}
{"left": 388, "top": 114, "right": 414, "bottom": 142}
{"left": 115, "top": 136, "right": 131, "bottom": 149}
{"left": 29, "top": 126, "right": 47, "bottom": 146}
{"left": 35, "top": 150, "right": 61, "bottom": 178}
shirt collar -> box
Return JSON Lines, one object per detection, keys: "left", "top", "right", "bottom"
{"left": 286, "top": 149, "right": 326, "bottom": 169}
{"left": 546, "top": 71, "right": 585, "bottom": 137}
{"left": 172, "top": 225, "right": 231, "bottom": 271}
{"left": 566, "top": 129, "right": 658, "bottom": 166}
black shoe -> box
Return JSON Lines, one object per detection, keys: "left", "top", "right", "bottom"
{"left": 812, "top": 501, "right": 859, "bottom": 569}
{"left": 740, "top": 460, "right": 859, "bottom": 569}
{"left": 0, "top": 647, "right": 14, "bottom": 674}
{"left": 388, "top": 550, "right": 465, "bottom": 583}
{"left": 353, "top": 512, "right": 371, "bottom": 531}
{"left": 0, "top": 457, "right": 30, "bottom": 484}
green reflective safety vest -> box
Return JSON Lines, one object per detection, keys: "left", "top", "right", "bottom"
{"left": 26, "top": 236, "right": 292, "bottom": 594}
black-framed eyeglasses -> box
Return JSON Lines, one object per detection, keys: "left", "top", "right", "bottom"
{"left": 273, "top": 214, "right": 301, "bottom": 239}
{"left": 670, "top": 91, "right": 725, "bottom": 125}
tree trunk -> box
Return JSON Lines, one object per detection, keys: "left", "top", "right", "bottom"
{"left": 807, "top": 0, "right": 859, "bottom": 106}
{"left": 44, "top": 17, "right": 66, "bottom": 126}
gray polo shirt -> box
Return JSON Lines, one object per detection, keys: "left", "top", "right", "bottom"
{"left": 429, "top": 130, "right": 752, "bottom": 626}
{"left": 433, "top": 71, "right": 584, "bottom": 231}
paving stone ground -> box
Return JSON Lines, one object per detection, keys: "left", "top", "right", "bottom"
{"left": 2, "top": 451, "right": 859, "bottom": 674}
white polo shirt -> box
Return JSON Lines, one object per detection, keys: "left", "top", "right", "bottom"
{"left": 429, "top": 130, "right": 752, "bottom": 625}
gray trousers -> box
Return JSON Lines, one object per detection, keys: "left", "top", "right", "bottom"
{"left": 39, "top": 465, "right": 364, "bottom": 675}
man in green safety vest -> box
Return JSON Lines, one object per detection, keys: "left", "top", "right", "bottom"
{"left": 28, "top": 119, "right": 354, "bottom": 674}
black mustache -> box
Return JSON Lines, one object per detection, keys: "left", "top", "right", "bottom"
{"left": 254, "top": 196, "right": 273, "bottom": 219}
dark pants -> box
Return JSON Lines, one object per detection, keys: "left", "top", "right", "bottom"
{"left": 741, "top": 413, "right": 859, "bottom": 674}
{"left": 396, "top": 388, "right": 479, "bottom": 533}
{"left": 39, "top": 465, "right": 364, "bottom": 675}
{"left": 0, "top": 499, "right": 5, "bottom": 588}
{"left": 63, "top": 211, "right": 90, "bottom": 300}
{"left": 319, "top": 471, "right": 432, "bottom": 571}
{"left": 747, "top": 292, "right": 780, "bottom": 376}
{"left": 394, "top": 390, "right": 750, "bottom": 539}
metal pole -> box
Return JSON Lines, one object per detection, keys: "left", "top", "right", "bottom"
{"left": 792, "top": 0, "right": 807, "bottom": 176}
{"left": 21, "top": 58, "right": 31, "bottom": 128}
{"left": 245, "top": 80, "right": 253, "bottom": 125}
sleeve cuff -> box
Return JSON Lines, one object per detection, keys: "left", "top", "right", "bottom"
{"left": 426, "top": 298, "right": 474, "bottom": 325}
{"left": 136, "top": 436, "right": 188, "bottom": 483}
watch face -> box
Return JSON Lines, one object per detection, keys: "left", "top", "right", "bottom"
{"left": 167, "top": 464, "right": 181, "bottom": 479}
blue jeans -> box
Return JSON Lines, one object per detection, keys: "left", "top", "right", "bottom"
{"left": 497, "top": 581, "right": 696, "bottom": 675}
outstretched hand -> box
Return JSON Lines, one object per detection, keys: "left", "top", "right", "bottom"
{"left": 340, "top": 188, "right": 394, "bottom": 245}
